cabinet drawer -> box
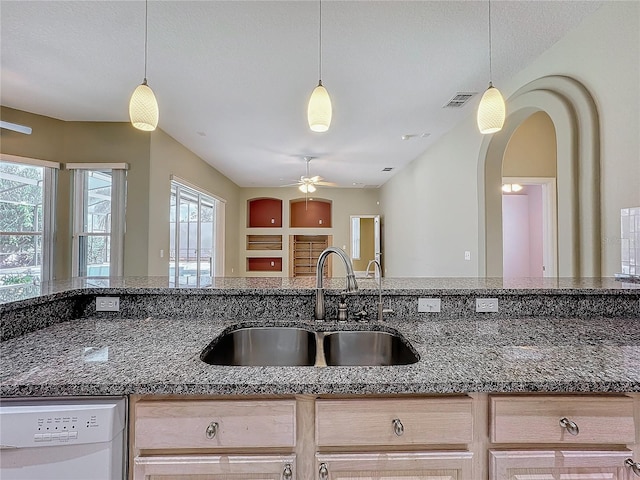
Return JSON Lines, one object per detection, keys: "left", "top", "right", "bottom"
{"left": 316, "top": 397, "right": 473, "bottom": 447}
{"left": 135, "top": 400, "right": 296, "bottom": 449}
{"left": 490, "top": 395, "right": 635, "bottom": 444}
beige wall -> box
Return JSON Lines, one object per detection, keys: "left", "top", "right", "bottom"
{"left": 239, "top": 188, "right": 380, "bottom": 277}
{"left": 148, "top": 130, "right": 240, "bottom": 276}
{"left": 381, "top": 2, "right": 639, "bottom": 277}
{"left": 503, "top": 111, "right": 556, "bottom": 178}
{"left": 0, "top": 107, "right": 151, "bottom": 278}
{"left": 0, "top": 107, "right": 242, "bottom": 278}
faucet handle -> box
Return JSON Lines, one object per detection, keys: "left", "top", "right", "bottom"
{"left": 354, "top": 309, "right": 369, "bottom": 322}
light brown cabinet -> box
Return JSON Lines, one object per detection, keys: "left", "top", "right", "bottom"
{"left": 132, "top": 399, "right": 296, "bottom": 480}
{"left": 489, "top": 395, "right": 639, "bottom": 480}
{"left": 315, "top": 397, "right": 474, "bottom": 480}
{"left": 131, "top": 394, "right": 640, "bottom": 480}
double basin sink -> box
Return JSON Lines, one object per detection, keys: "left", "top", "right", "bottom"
{"left": 200, "top": 327, "right": 419, "bottom": 367}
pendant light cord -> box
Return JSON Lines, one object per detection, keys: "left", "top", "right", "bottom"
{"left": 488, "top": 0, "right": 493, "bottom": 84}
{"left": 318, "top": 0, "right": 323, "bottom": 84}
{"left": 144, "top": 0, "right": 148, "bottom": 81}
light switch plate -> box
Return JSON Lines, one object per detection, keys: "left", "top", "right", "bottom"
{"left": 96, "top": 296, "right": 120, "bottom": 312}
{"left": 418, "top": 298, "right": 441, "bottom": 313}
{"left": 475, "top": 298, "right": 498, "bottom": 312}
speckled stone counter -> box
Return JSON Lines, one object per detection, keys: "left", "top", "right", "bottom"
{"left": 1, "top": 277, "right": 639, "bottom": 397}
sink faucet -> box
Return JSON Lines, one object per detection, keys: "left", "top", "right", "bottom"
{"left": 315, "top": 247, "right": 358, "bottom": 320}
{"left": 366, "top": 259, "right": 393, "bottom": 321}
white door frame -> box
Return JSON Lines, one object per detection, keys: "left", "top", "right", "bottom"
{"left": 503, "top": 176, "right": 557, "bottom": 278}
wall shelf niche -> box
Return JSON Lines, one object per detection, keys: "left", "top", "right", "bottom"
{"left": 246, "top": 235, "right": 283, "bottom": 251}
{"left": 290, "top": 199, "right": 331, "bottom": 228}
{"left": 289, "top": 235, "right": 332, "bottom": 277}
{"left": 247, "top": 257, "right": 282, "bottom": 272}
{"left": 247, "top": 198, "right": 282, "bottom": 228}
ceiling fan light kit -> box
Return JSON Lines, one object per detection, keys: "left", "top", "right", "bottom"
{"left": 477, "top": 0, "right": 505, "bottom": 135}
{"left": 130, "top": 0, "right": 159, "bottom": 132}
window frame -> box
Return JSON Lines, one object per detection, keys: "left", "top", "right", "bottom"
{"left": 0, "top": 154, "right": 59, "bottom": 283}
{"left": 68, "top": 163, "right": 127, "bottom": 277}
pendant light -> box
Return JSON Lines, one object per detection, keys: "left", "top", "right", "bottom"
{"left": 477, "top": 0, "right": 505, "bottom": 134}
{"left": 129, "top": 0, "right": 159, "bottom": 131}
{"left": 307, "top": 0, "right": 332, "bottom": 133}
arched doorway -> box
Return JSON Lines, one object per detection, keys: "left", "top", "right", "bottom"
{"left": 502, "top": 112, "right": 557, "bottom": 278}
{"left": 477, "top": 75, "right": 600, "bottom": 278}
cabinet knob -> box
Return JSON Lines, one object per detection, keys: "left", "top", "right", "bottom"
{"left": 626, "top": 458, "right": 640, "bottom": 476}
{"left": 283, "top": 463, "right": 293, "bottom": 480}
{"left": 392, "top": 418, "right": 404, "bottom": 436}
{"left": 205, "top": 421, "right": 218, "bottom": 439}
{"left": 319, "top": 462, "right": 328, "bottom": 480}
{"left": 559, "top": 417, "right": 579, "bottom": 436}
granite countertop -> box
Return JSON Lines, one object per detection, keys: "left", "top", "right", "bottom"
{"left": 2, "top": 276, "right": 639, "bottom": 307}
{"left": 2, "top": 314, "right": 639, "bottom": 397}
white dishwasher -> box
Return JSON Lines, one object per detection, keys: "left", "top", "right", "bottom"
{"left": 0, "top": 397, "right": 126, "bottom": 480}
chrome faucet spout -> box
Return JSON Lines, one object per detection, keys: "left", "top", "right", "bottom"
{"left": 366, "top": 259, "right": 390, "bottom": 321}
{"left": 315, "top": 247, "right": 358, "bottom": 320}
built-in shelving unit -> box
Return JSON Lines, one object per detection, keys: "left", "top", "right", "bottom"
{"left": 246, "top": 235, "right": 283, "bottom": 251}
{"left": 289, "top": 235, "right": 332, "bottom": 277}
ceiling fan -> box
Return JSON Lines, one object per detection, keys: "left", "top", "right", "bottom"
{"left": 284, "top": 157, "right": 337, "bottom": 194}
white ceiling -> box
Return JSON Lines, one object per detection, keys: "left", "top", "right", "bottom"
{"left": 1, "top": 0, "right": 603, "bottom": 188}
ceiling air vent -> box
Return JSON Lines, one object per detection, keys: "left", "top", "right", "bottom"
{"left": 382, "top": 167, "right": 394, "bottom": 172}
{"left": 443, "top": 92, "right": 477, "bottom": 108}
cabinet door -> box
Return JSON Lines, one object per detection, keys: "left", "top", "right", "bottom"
{"left": 134, "top": 455, "right": 295, "bottom": 480}
{"left": 490, "top": 450, "right": 632, "bottom": 480}
{"left": 316, "top": 452, "right": 473, "bottom": 480}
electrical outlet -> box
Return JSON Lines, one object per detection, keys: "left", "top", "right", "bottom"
{"left": 464, "top": 251, "right": 471, "bottom": 261}
{"left": 418, "top": 298, "right": 441, "bottom": 312}
{"left": 475, "top": 298, "right": 498, "bottom": 312}
{"left": 96, "top": 296, "right": 120, "bottom": 312}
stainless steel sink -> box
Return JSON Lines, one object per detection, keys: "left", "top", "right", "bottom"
{"left": 200, "top": 327, "right": 317, "bottom": 366}
{"left": 322, "top": 331, "right": 419, "bottom": 366}
{"left": 200, "top": 327, "right": 418, "bottom": 367}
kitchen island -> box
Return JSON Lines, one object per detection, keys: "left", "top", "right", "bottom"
{"left": 1, "top": 276, "right": 639, "bottom": 396}
{"left": 2, "top": 277, "right": 640, "bottom": 479}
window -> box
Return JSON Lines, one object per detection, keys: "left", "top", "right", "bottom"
{"left": 351, "top": 216, "right": 361, "bottom": 260}
{"left": 69, "top": 164, "right": 127, "bottom": 277}
{"left": 170, "top": 179, "right": 225, "bottom": 287}
{"left": 0, "top": 155, "right": 58, "bottom": 288}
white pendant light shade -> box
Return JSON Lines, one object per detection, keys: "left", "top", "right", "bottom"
{"left": 477, "top": 83, "right": 505, "bottom": 134}
{"left": 299, "top": 183, "right": 316, "bottom": 193}
{"left": 129, "top": 80, "right": 159, "bottom": 131}
{"left": 308, "top": 82, "right": 332, "bottom": 133}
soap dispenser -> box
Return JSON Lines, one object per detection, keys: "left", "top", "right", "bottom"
{"left": 338, "top": 293, "right": 348, "bottom": 321}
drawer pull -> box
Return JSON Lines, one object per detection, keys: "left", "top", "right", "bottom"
{"left": 392, "top": 418, "right": 404, "bottom": 436}
{"left": 626, "top": 459, "right": 640, "bottom": 476}
{"left": 205, "top": 421, "right": 218, "bottom": 439}
{"left": 319, "top": 462, "right": 328, "bottom": 480}
{"left": 283, "top": 463, "right": 293, "bottom": 480}
{"left": 559, "top": 417, "right": 579, "bottom": 436}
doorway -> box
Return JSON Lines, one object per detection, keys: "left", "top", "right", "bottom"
{"left": 478, "top": 75, "right": 601, "bottom": 278}
{"left": 502, "top": 178, "right": 557, "bottom": 278}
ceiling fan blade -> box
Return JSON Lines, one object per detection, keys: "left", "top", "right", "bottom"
{"left": 0, "top": 121, "right": 32, "bottom": 135}
{"left": 316, "top": 181, "right": 338, "bottom": 187}
{"left": 309, "top": 176, "right": 323, "bottom": 183}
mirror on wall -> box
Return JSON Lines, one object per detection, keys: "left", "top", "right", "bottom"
{"left": 350, "top": 215, "right": 381, "bottom": 277}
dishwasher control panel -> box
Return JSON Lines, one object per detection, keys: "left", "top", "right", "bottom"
{"left": 0, "top": 398, "right": 126, "bottom": 448}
